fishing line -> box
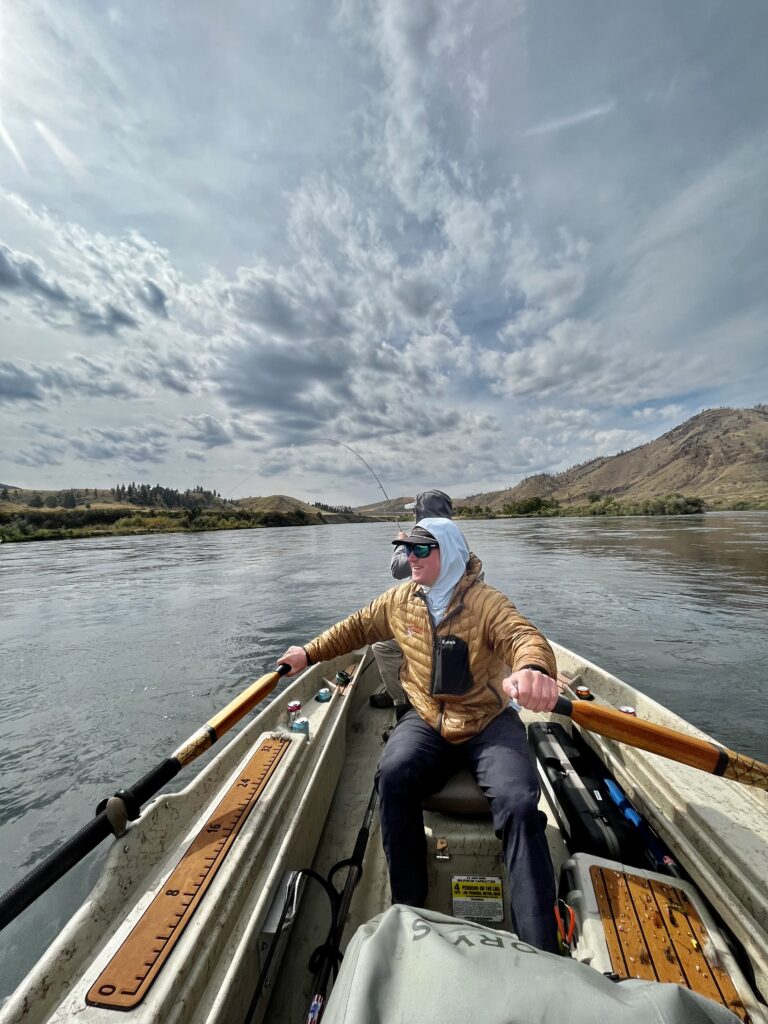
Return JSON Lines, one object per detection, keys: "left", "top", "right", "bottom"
{"left": 221, "top": 445, "right": 297, "bottom": 500}
{"left": 313, "top": 437, "right": 401, "bottom": 531}
{"left": 221, "top": 437, "right": 401, "bottom": 531}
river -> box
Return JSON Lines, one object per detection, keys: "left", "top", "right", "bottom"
{"left": 1, "top": 513, "right": 767, "bottom": 1000}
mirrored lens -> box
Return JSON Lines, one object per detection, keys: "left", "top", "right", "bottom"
{"left": 407, "top": 543, "right": 435, "bottom": 558}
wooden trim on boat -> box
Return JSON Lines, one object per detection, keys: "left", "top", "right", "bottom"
{"left": 591, "top": 862, "right": 749, "bottom": 1019}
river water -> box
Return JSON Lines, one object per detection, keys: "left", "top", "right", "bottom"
{"left": 1, "top": 513, "right": 767, "bottom": 1000}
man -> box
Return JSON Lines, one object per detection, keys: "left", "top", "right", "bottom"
{"left": 278, "top": 518, "right": 560, "bottom": 952}
{"left": 372, "top": 489, "right": 454, "bottom": 708}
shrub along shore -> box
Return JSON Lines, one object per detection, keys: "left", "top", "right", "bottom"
{"left": 0, "top": 502, "right": 388, "bottom": 542}
{"left": 2, "top": 491, "right": 765, "bottom": 543}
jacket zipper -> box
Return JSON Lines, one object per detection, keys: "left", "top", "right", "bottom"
{"left": 417, "top": 571, "right": 484, "bottom": 735}
{"left": 416, "top": 590, "right": 443, "bottom": 736}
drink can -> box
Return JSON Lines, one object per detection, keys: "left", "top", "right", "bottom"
{"left": 287, "top": 700, "right": 302, "bottom": 725}
{"left": 290, "top": 716, "right": 310, "bottom": 740}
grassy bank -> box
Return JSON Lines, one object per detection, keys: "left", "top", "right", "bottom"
{"left": 3, "top": 492, "right": 766, "bottom": 543}
{"left": 0, "top": 505, "right": 360, "bottom": 543}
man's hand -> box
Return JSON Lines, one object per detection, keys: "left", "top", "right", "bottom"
{"left": 278, "top": 646, "right": 308, "bottom": 677}
{"left": 396, "top": 530, "right": 408, "bottom": 540}
{"left": 502, "top": 668, "right": 558, "bottom": 712}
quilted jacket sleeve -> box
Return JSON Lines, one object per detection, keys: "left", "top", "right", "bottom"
{"left": 303, "top": 589, "right": 398, "bottom": 665}
{"left": 480, "top": 588, "right": 557, "bottom": 678}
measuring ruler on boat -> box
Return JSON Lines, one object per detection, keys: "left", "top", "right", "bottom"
{"left": 86, "top": 735, "right": 290, "bottom": 1011}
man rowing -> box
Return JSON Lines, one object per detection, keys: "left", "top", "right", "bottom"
{"left": 278, "top": 517, "right": 560, "bottom": 952}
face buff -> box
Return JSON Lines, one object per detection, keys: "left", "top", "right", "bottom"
{"left": 415, "top": 517, "right": 470, "bottom": 625}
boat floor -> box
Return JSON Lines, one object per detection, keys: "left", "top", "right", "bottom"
{"left": 268, "top": 692, "right": 569, "bottom": 1020}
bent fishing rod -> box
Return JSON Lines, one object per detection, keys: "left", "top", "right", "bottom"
{"left": 313, "top": 437, "right": 401, "bottom": 531}
{"left": 0, "top": 663, "right": 291, "bottom": 933}
{"left": 223, "top": 436, "right": 402, "bottom": 530}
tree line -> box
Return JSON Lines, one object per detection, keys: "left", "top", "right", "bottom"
{"left": 110, "top": 483, "right": 223, "bottom": 508}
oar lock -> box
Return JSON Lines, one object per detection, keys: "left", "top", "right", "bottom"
{"left": 96, "top": 789, "right": 142, "bottom": 838}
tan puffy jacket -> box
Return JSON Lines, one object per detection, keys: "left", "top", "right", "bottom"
{"left": 304, "top": 554, "right": 556, "bottom": 743}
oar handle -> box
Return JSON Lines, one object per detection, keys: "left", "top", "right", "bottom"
{"left": 0, "top": 664, "right": 292, "bottom": 933}
{"left": 553, "top": 696, "right": 768, "bottom": 793}
{"left": 173, "top": 665, "right": 289, "bottom": 766}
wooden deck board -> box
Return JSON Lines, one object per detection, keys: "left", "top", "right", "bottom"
{"left": 590, "top": 866, "right": 750, "bottom": 1020}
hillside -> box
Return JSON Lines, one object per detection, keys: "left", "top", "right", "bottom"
{"left": 354, "top": 496, "right": 415, "bottom": 518}
{"left": 489, "top": 405, "right": 768, "bottom": 510}
{"left": 236, "top": 494, "right": 323, "bottom": 515}
{"left": 234, "top": 494, "right": 377, "bottom": 523}
{"left": 495, "top": 403, "right": 765, "bottom": 507}
{"left": 354, "top": 406, "right": 768, "bottom": 515}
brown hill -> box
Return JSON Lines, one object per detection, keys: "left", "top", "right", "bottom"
{"left": 234, "top": 494, "right": 380, "bottom": 523}
{"left": 472, "top": 406, "right": 768, "bottom": 510}
{"left": 235, "top": 494, "right": 320, "bottom": 515}
{"left": 354, "top": 406, "right": 768, "bottom": 514}
{"left": 354, "top": 496, "right": 415, "bottom": 518}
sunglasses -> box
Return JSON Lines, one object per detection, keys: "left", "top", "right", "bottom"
{"left": 403, "top": 542, "right": 438, "bottom": 558}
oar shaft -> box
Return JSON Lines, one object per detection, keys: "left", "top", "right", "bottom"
{"left": 0, "top": 814, "right": 112, "bottom": 931}
{"left": 553, "top": 696, "right": 768, "bottom": 792}
{"left": 0, "top": 665, "right": 290, "bottom": 933}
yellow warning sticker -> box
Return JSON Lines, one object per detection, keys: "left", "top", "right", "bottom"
{"left": 451, "top": 875, "right": 504, "bottom": 922}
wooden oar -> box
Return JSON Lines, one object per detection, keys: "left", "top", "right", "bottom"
{"left": 552, "top": 695, "right": 768, "bottom": 793}
{"left": 0, "top": 664, "right": 290, "bottom": 933}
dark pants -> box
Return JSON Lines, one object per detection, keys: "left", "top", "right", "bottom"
{"left": 375, "top": 709, "right": 559, "bottom": 953}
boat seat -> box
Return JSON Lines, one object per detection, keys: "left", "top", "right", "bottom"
{"left": 422, "top": 769, "right": 491, "bottom": 815}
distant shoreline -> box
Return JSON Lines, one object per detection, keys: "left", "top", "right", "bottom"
{"left": 2, "top": 497, "right": 766, "bottom": 543}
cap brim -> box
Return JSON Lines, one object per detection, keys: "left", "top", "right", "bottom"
{"left": 392, "top": 528, "right": 438, "bottom": 546}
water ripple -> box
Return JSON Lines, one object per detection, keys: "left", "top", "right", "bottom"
{"left": 1, "top": 514, "right": 767, "bottom": 1000}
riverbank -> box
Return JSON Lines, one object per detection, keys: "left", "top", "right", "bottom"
{"left": 3, "top": 491, "right": 768, "bottom": 543}
{"left": 0, "top": 504, "right": 379, "bottom": 543}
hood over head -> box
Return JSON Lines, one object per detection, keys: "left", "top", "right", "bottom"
{"left": 414, "top": 517, "right": 469, "bottom": 624}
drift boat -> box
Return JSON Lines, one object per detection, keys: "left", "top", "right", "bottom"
{"left": 0, "top": 643, "right": 766, "bottom": 1022}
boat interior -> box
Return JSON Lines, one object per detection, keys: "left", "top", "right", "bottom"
{"left": 1, "top": 645, "right": 766, "bottom": 1024}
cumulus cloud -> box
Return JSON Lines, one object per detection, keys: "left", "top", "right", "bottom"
{"left": 0, "top": 240, "right": 139, "bottom": 336}
{"left": 180, "top": 415, "right": 232, "bottom": 449}
{"left": 0, "top": 357, "right": 136, "bottom": 405}
{"left": 1, "top": 1, "right": 766, "bottom": 500}
{"left": 70, "top": 425, "right": 170, "bottom": 464}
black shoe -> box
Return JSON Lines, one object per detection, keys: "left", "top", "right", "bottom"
{"left": 369, "top": 689, "right": 395, "bottom": 709}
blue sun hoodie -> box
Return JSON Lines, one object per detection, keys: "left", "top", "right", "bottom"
{"left": 415, "top": 517, "right": 470, "bottom": 625}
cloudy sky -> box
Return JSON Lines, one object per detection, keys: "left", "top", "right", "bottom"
{"left": 1, "top": 1, "right": 767, "bottom": 505}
